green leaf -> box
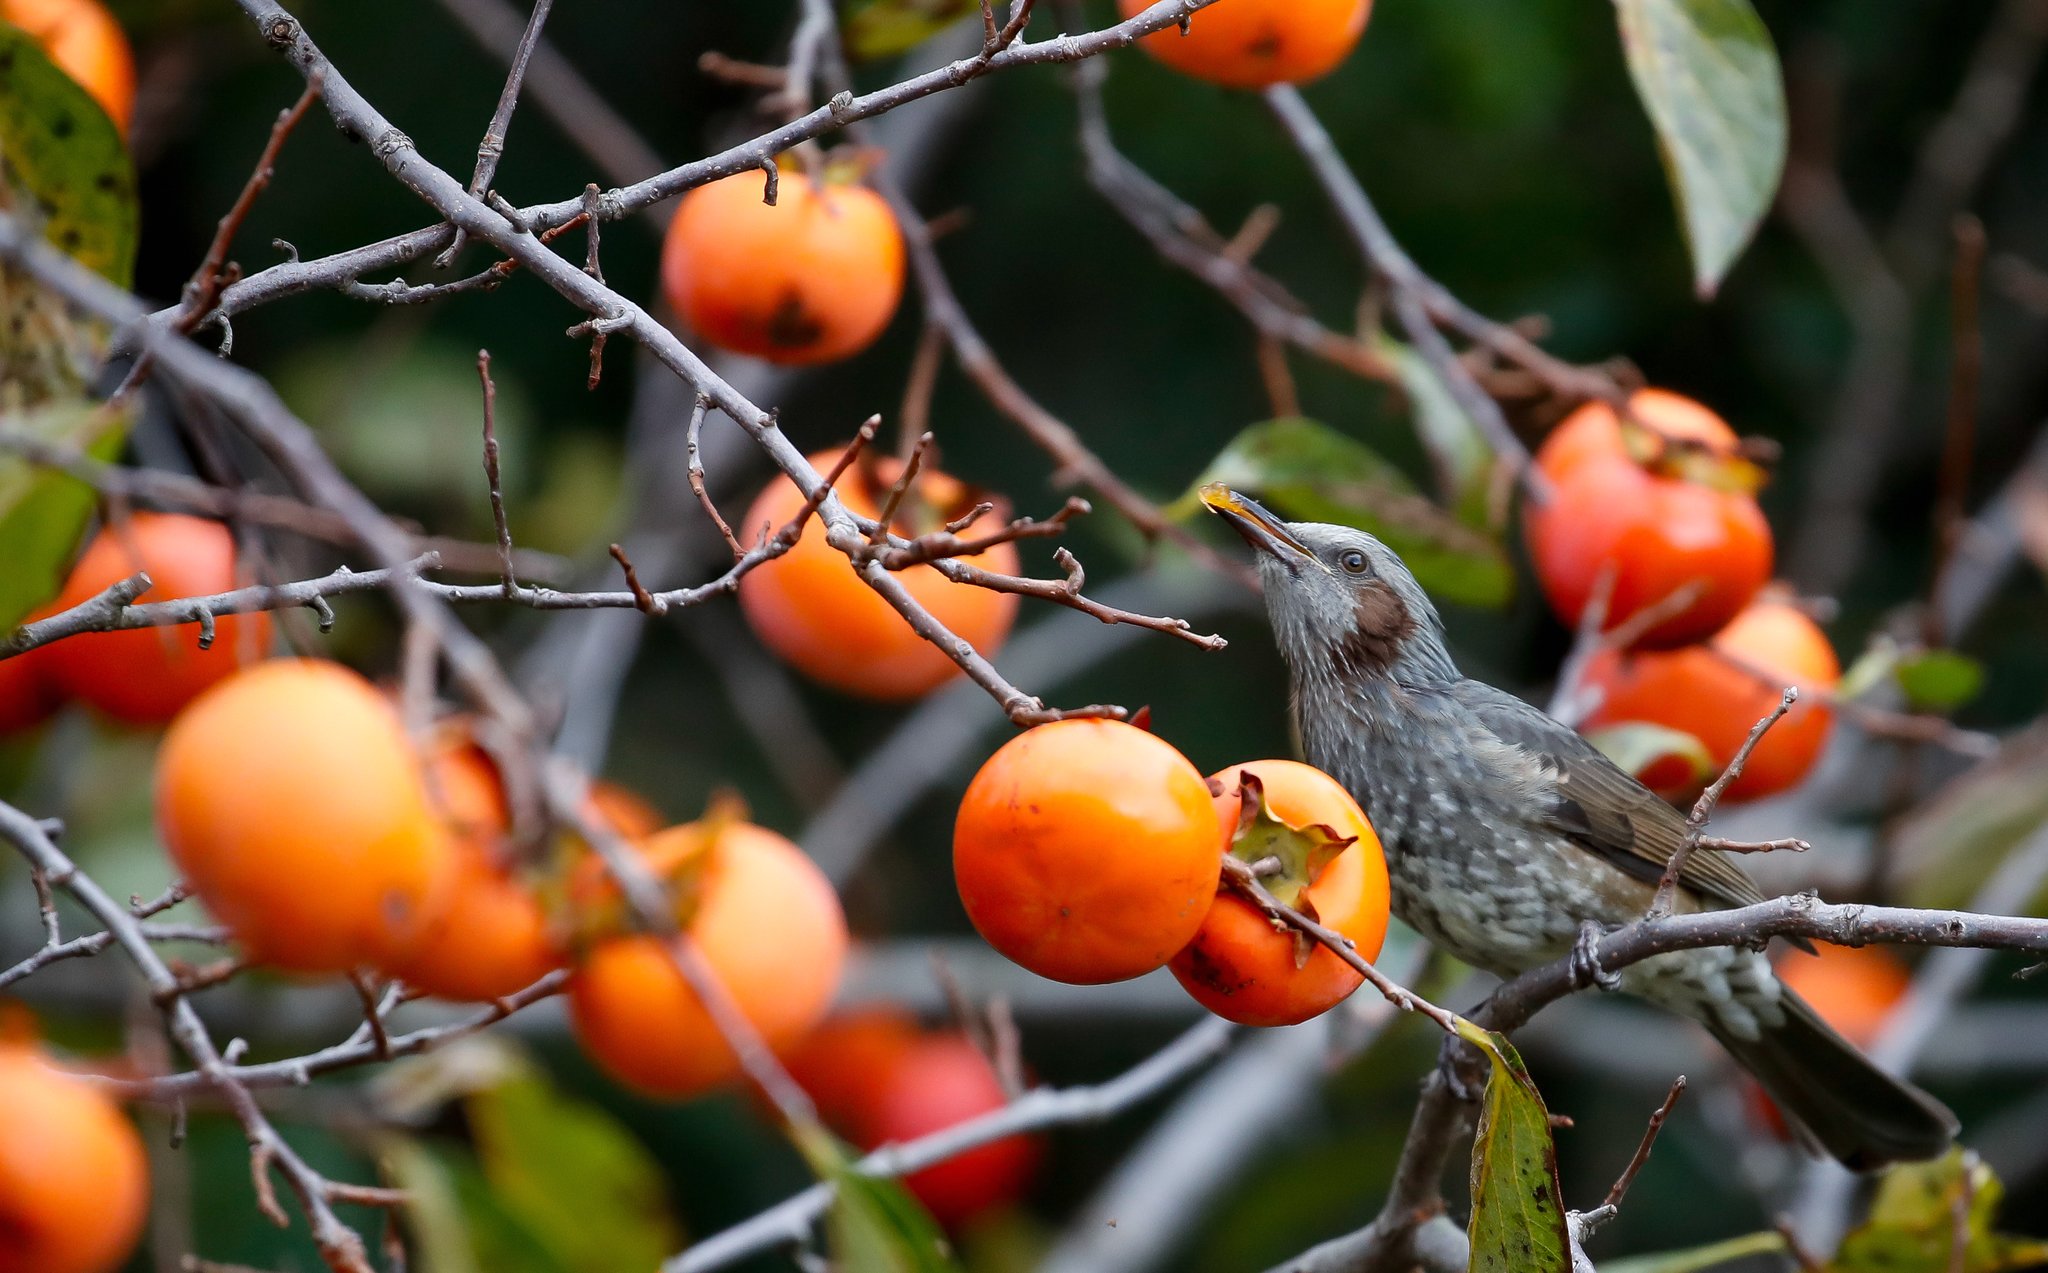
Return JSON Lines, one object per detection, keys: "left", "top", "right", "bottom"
{"left": 1891, "top": 737, "right": 2048, "bottom": 913}
{"left": 842, "top": 0, "right": 977, "bottom": 61}
{"left": 0, "top": 398, "right": 132, "bottom": 631}
{"left": 1171, "top": 417, "right": 1514, "bottom": 608}
{"left": 1370, "top": 332, "right": 1496, "bottom": 524}
{"left": 465, "top": 1062, "right": 683, "bottom": 1273}
{"left": 1835, "top": 637, "right": 1903, "bottom": 704}
{"left": 382, "top": 1134, "right": 571, "bottom": 1273}
{"left": 1454, "top": 1018, "right": 1570, "bottom": 1273}
{"left": 1829, "top": 1149, "right": 2048, "bottom": 1273}
{"left": 1895, "top": 650, "right": 1985, "bottom": 713}
{"left": 1614, "top": 0, "right": 1786, "bottom": 296}
{"left": 1598, "top": 1231, "right": 1787, "bottom": 1273}
{"left": 1586, "top": 723, "right": 1717, "bottom": 785}
{"left": 0, "top": 22, "right": 138, "bottom": 285}
{"left": 794, "top": 1122, "right": 962, "bottom": 1273}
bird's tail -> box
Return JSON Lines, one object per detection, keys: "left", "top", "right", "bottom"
{"left": 1708, "top": 988, "right": 1957, "bottom": 1171}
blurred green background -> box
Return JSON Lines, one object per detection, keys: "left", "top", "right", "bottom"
{"left": 6, "top": 0, "right": 2048, "bottom": 1269}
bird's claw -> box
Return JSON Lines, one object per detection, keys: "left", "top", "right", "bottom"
{"left": 1571, "top": 920, "right": 1621, "bottom": 992}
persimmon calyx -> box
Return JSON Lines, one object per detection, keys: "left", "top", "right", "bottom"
{"left": 1225, "top": 770, "right": 1354, "bottom": 917}
{"left": 1617, "top": 419, "right": 1767, "bottom": 494}
{"left": 556, "top": 794, "right": 744, "bottom": 948}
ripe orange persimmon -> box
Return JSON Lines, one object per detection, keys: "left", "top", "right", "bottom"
{"left": 155, "top": 660, "right": 454, "bottom": 974}
{"left": 1776, "top": 943, "right": 1911, "bottom": 1050}
{"left": 738, "top": 449, "right": 1020, "bottom": 701}
{"left": 783, "top": 1007, "right": 923, "bottom": 1132}
{"left": 382, "top": 738, "right": 566, "bottom": 1002}
{"left": 44, "top": 513, "right": 272, "bottom": 725}
{"left": 954, "top": 719, "right": 1219, "bottom": 985}
{"left": 785, "top": 1014, "right": 1040, "bottom": 1227}
{"left": 1119, "top": 0, "right": 1372, "bottom": 89}
{"left": 1525, "top": 391, "right": 1772, "bottom": 648}
{"left": 661, "top": 168, "right": 904, "bottom": 365}
{"left": 1170, "top": 760, "right": 1390, "bottom": 1027}
{"left": 0, "top": 0, "right": 135, "bottom": 133}
{"left": 0, "top": 1043, "right": 149, "bottom": 1273}
{"left": 1581, "top": 598, "right": 1839, "bottom": 803}
{"left": 864, "top": 1033, "right": 1041, "bottom": 1228}
{"left": 568, "top": 818, "right": 848, "bottom": 1098}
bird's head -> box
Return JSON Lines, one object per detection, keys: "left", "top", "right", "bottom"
{"left": 1201, "top": 483, "right": 1458, "bottom": 687}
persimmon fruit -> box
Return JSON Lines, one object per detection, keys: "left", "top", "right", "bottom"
{"left": 954, "top": 719, "right": 1219, "bottom": 985}
{"left": 0, "top": 618, "right": 60, "bottom": 734}
{"left": 738, "top": 448, "right": 1020, "bottom": 701}
{"left": 0, "top": 0, "right": 134, "bottom": 133}
{"left": 382, "top": 737, "right": 564, "bottom": 1002}
{"left": 782, "top": 1007, "right": 923, "bottom": 1133}
{"left": 1119, "top": 0, "right": 1372, "bottom": 89}
{"left": 1170, "top": 760, "right": 1390, "bottom": 1027}
{"left": 784, "top": 1014, "right": 1039, "bottom": 1227}
{"left": 1777, "top": 942, "right": 1911, "bottom": 1050}
{"left": 568, "top": 818, "right": 848, "bottom": 1098}
{"left": 1581, "top": 598, "right": 1839, "bottom": 802}
{"left": 662, "top": 168, "right": 904, "bottom": 365}
{"left": 1525, "top": 390, "right": 1772, "bottom": 648}
{"left": 154, "top": 659, "right": 454, "bottom": 974}
{"left": 0, "top": 1042, "right": 149, "bottom": 1273}
{"left": 44, "top": 513, "right": 272, "bottom": 725}
{"left": 389, "top": 738, "right": 665, "bottom": 1001}
{"left": 863, "top": 1033, "right": 1041, "bottom": 1227}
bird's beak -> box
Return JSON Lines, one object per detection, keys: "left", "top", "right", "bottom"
{"left": 1199, "top": 483, "right": 1316, "bottom": 564}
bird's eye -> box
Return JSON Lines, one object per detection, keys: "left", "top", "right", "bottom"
{"left": 1339, "top": 549, "right": 1370, "bottom": 575}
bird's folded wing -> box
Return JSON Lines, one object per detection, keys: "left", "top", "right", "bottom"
{"left": 1452, "top": 681, "right": 1768, "bottom": 912}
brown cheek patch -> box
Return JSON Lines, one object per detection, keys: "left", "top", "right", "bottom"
{"left": 1328, "top": 584, "right": 1416, "bottom": 677}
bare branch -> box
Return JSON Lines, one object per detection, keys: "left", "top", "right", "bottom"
{"left": 669, "top": 1017, "right": 1235, "bottom": 1273}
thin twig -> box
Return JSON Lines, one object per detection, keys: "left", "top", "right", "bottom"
{"left": 1261, "top": 84, "right": 1547, "bottom": 503}
{"left": 1649, "top": 688, "right": 1800, "bottom": 919}
{"left": 477, "top": 350, "right": 517, "bottom": 596}
{"left": 1219, "top": 856, "right": 1462, "bottom": 1034}
{"left": 1927, "top": 215, "right": 1987, "bottom": 650}
{"left": 178, "top": 78, "right": 323, "bottom": 333}
{"left": 608, "top": 544, "right": 664, "bottom": 617}
{"left": 346, "top": 972, "right": 394, "bottom": 1061}
{"left": 684, "top": 396, "right": 745, "bottom": 559}
{"left": 1599, "top": 1076, "right": 1687, "bottom": 1217}
{"left": 437, "top": 0, "right": 557, "bottom": 267}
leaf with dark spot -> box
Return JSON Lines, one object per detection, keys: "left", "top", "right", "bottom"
{"left": 0, "top": 23, "right": 136, "bottom": 285}
{"left": 1457, "top": 1018, "right": 1570, "bottom": 1273}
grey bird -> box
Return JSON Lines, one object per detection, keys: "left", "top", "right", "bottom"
{"left": 1202, "top": 484, "right": 1956, "bottom": 1169}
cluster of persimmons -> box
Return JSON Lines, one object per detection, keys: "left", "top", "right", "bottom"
{"left": 0, "top": 0, "right": 1888, "bottom": 1265}
{"left": 956, "top": 721, "right": 1391, "bottom": 1027}
{"left": 1526, "top": 390, "right": 1843, "bottom": 802}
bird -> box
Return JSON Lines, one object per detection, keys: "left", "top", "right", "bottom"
{"left": 1200, "top": 483, "right": 1956, "bottom": 1169}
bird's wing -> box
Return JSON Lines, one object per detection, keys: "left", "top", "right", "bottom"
{"left": 1450, "top": 679, "right": 1768, "bottom": 912}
